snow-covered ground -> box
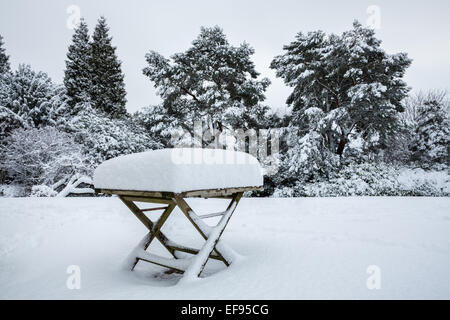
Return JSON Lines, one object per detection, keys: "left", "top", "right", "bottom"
{"left": 0, "top": 196, "right": 449, "bottom": 299}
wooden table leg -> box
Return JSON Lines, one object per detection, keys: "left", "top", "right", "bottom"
{"left": 119, "top": 196, "right": 178, "bottom": 270}
{"left": 118, "top": 192, "right": 243, "bottom": 277}
{"left": 175, "top": 192, "right": 243, "bottom": 278}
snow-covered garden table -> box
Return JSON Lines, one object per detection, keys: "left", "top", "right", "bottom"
{"left": 94, "top": 148, "right": 263, "bottom": 280}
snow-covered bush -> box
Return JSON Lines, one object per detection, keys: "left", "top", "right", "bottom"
{"left": 0, "top": 126, "right": 92, "bottom": 195}
{"left": 271, "top": 122, "right": 340, "bottom": 193}
{"left": 273, "top": 162, "right": 450, "bottom": 197}
{"left": 65, "top": 102, "right": 161, "bottom": 164}
{"left": 0, "top": 184, "right": 26, "bottom": 197}
{"left": 0, "top": 97, "right": 161, "bottom": 196}
{"left": 0, "top": 64, "right": 73, "bottom": 149}
{"left": 397, "top": 167, "right": 450, "bottom": 196}
{"left": 30, "top": 185, "right": 58, "bottom": 197}
{"left": 284, "top": 129, "right": 340, "bottom": 182}
{"left": 0, "top": 64, "right": 69, "bottom": 137}
{"left": 301, "top": 163, "right": 402, "bottom": 196}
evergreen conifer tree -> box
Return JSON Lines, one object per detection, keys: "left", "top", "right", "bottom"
{"left": 90, "top": 17, "right": 127, "bottom": 117}
{"left": 0, "top": 34, "right": 10, "bottom": 74}
{"left": 142, "top": 26, "right": 270, "bottom": 146}
{"left": 411, "top": 99, "right": 450, "bottom": 165}
{"left": 64, "top": 19, "right": 92, "bottom": 108}
{"left": 271, "top": 21, "right": 411, "bottom": 157}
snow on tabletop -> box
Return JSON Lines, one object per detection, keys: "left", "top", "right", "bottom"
{"left": 93, "top": 148, "right": 263, "bottom": 193}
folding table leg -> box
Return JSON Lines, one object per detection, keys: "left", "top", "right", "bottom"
{"left": 142, "top": 203, "right": 176, "bottom": 251}
{"left": 118, "top": 192, "right": 243, "bottom": 277}
{"left": 175, "top": 192, "right": 243, "bottom": 279}
{"left": 119, "top": 196, "right": 178, "bottom": 270}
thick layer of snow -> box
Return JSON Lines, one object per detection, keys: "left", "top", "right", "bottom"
{"left": 0, "top": 197, "right": 449, "bottom": 299}
{"left": 94, "top": 148, "right": 263, "bottom": 193}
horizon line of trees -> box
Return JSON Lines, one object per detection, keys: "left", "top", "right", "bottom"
{"left": 0, "top": 18, "right": 448, "bottom": 197}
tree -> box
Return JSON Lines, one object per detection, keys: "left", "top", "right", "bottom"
{"left": 133, "top": 105, "right": 175, "bottom": 147}
{"left": 65, "top": 102, "right": 161, "bottom": 164}
{"left": 384, "top": 90, "right": 450, "bottom": 164}
{"left": 0, "top": 34, "right": 10, "bottom": 74}
{"left": 410, "top": 99, "right": 450, "bottom": 166}
{"left": 142, "top": 26, "right": 270, "bottom": 146}
{"left": 401, "top": 90, "right": 449, "bottom": 127}
{"left": 64, "top": 18, "right": 92, "bottom": 108}
{"left": 0, "top": 64, "right": 69, "bottom": 137}
{"left": 90, "top": 17, "right": 127, "bottom": 117}
{"left": 270, "top": 21, "right": 411, "bottom": 157}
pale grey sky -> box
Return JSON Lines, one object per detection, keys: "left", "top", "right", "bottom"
{"left": 1, "top": 0, "right": 449, "bottom": 113}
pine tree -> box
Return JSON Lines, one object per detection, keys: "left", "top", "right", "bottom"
{"left": 90, "top": 17, "right": 127, "bottom": 117}
{"left": 64, "top": 18, "right": 92, "bottom": 108}
{"left": 271, "top": 21, "right": 411, "bottom": 157}
{"left": 0, "top": 34, "right": 10, "bottom": 74}
{"left": 142, "top": 26, "right": 270, "bottom": 146}
{"left": 410, "top": 99, "right": 450, "bottom": 166}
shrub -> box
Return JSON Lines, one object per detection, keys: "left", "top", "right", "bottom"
{"left": 0, "top": 126, "right": 92, "bottom": 194}
{"left": 273, "top": 162, "right": 449, "bottom": 197}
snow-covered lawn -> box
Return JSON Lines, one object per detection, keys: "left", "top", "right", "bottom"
{"left": 0, "top": 197, "right": 449, "bottom": 299}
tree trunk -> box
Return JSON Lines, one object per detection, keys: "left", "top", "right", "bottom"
{"left": 336, "top": 137, "right": 347, "bottom": 156}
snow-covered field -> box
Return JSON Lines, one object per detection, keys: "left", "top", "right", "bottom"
{"left": 0, "top": 196, "right": 449, "bottom": 299}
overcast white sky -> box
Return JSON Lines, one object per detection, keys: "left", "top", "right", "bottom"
{"left": 1, "top": 0, "right": 449, "bottom": 113}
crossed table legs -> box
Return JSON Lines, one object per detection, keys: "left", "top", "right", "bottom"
{"left": 118, "top": 192, "right": 243, "bottom": 279}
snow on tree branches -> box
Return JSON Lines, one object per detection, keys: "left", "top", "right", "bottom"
{"left": 64, "top": 18, "right": 92, "bottom": 108}
{"left": 90, "top": 17, "right": 127, "bottom": 118}
{"left": 1, "top": 19, "right": 448, "bottom": 198}
{"left": 271, "top": 21, "right": 412, "bottom": 157}
{"left": 410, "top": 99, "right": 450, "bottom": 166}
{"left": 0, "top": 127, "right": 92, "bottom": 196}
{"left": 65, "top": 102, "right": 161, "bottom": 164}
{"left": 142, "top": 26, "right": 271, "bottom": 146}
{"left": 0, "top": 65, "right": 69, "bottom": 137}
{"left": 0, "top": 34, "right": 10, "bottom": 75}
{"left": 63, "top": 17, "right": 127, "bottom": 118}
